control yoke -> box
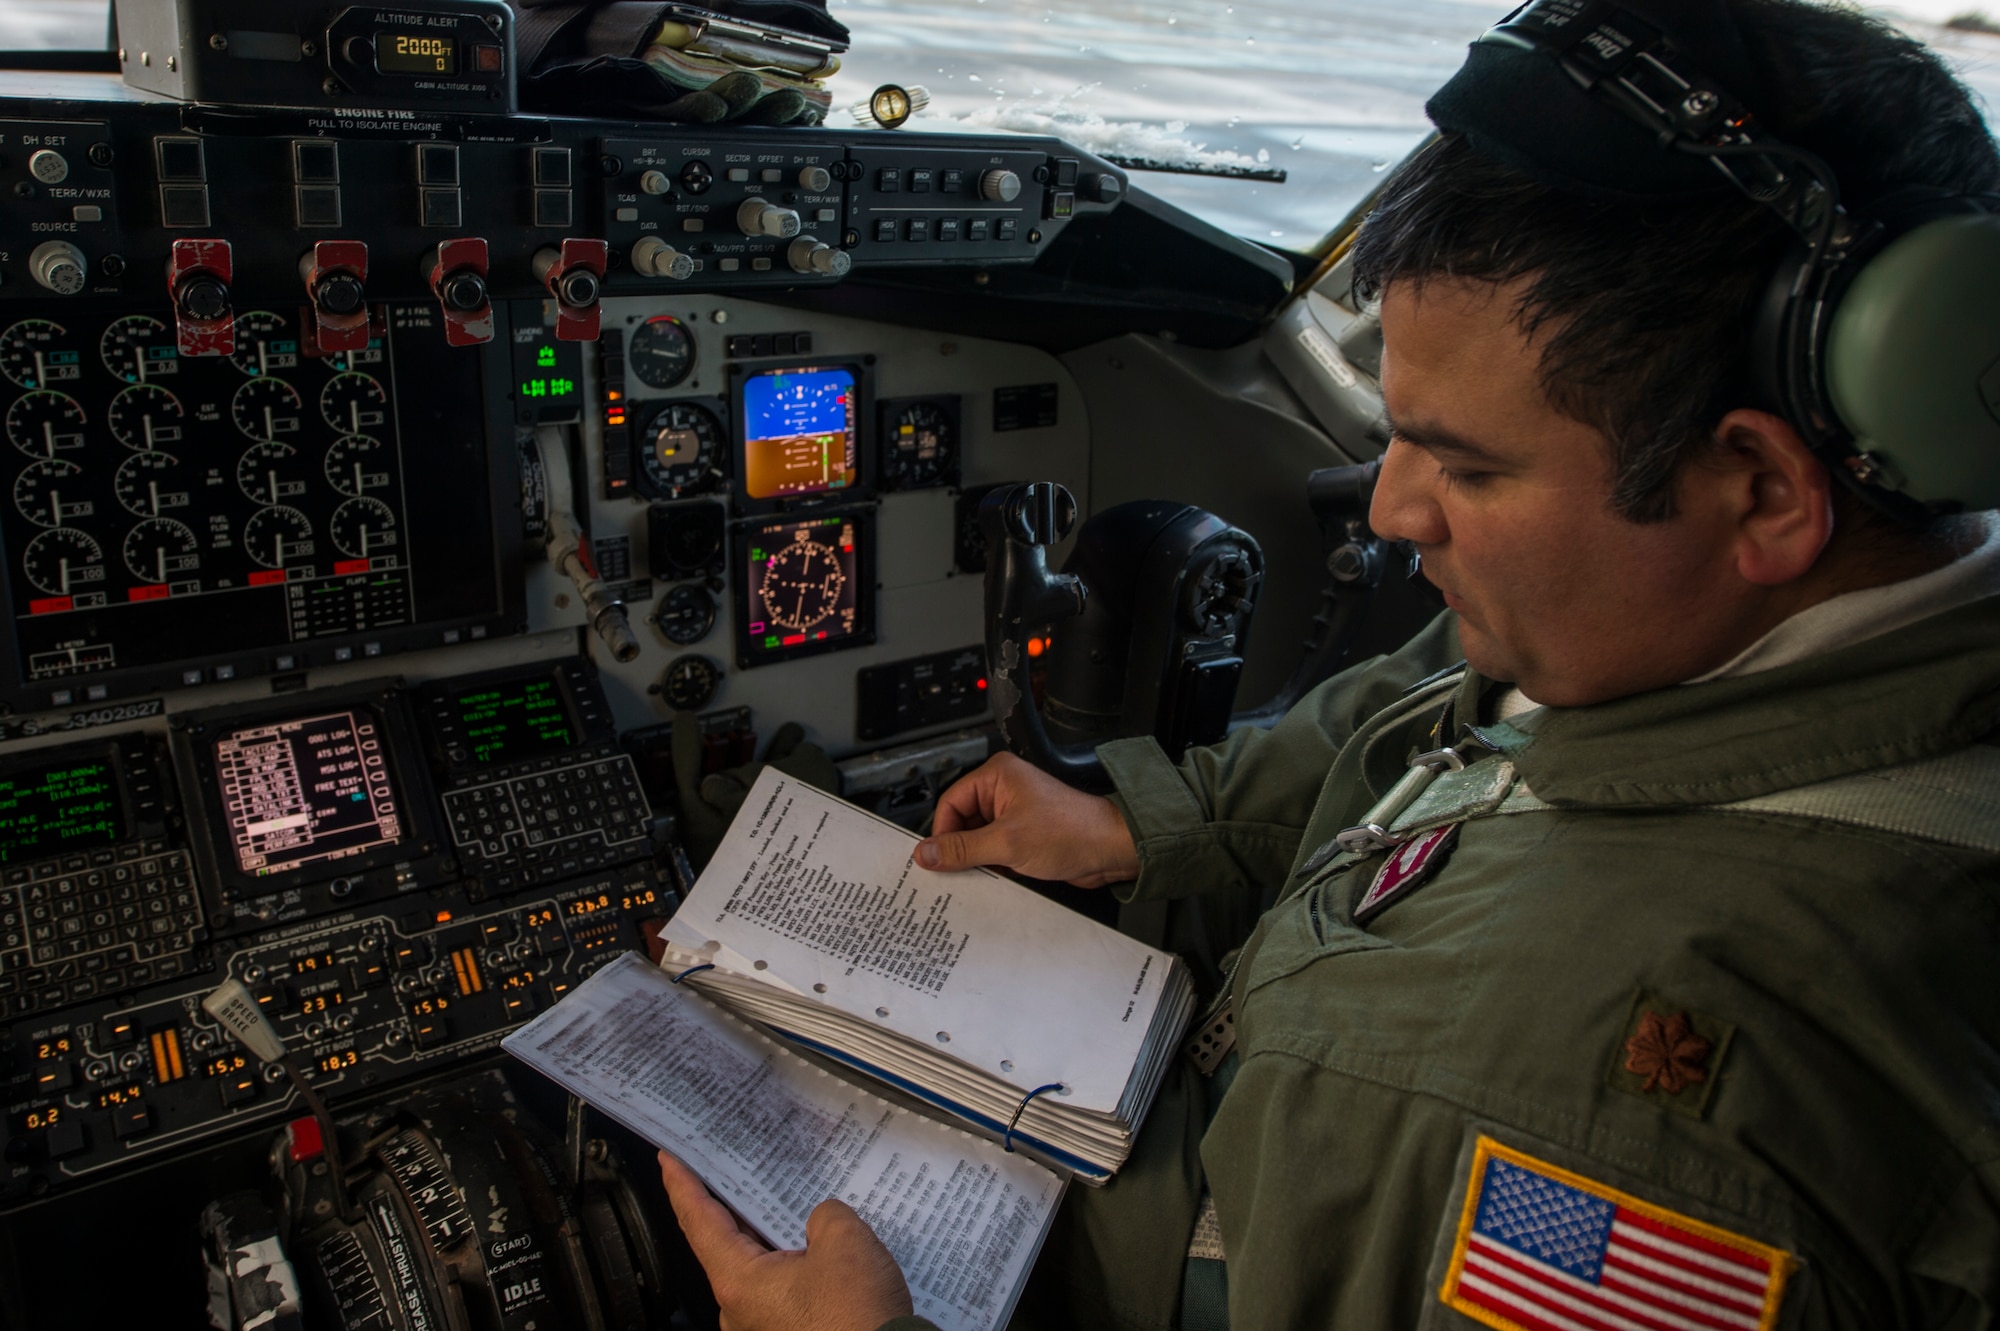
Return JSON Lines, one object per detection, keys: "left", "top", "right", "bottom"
{"left": 977, "top": 483, "right": 1108, "bottom": 787}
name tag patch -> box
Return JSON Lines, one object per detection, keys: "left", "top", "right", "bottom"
{"left": 1439, "top": 1136, "right": 1793, "bottom": 1331}
{"left": 1353, "top": 823, "right": 1458, "bottom": 924}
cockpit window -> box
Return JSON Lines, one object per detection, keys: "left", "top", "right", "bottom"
{"left": 4, "top": 0, "right": 1992, "bottom": 255}
{"left": 833, "top": 0, "right": 2000, "bottom": 254}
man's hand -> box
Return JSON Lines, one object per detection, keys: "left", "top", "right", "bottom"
{"left": 658, "top": 1150, "right": 913, "bottom": 1331}
{"left": 915, "top": 752, "right": 1140, "bottom": 887}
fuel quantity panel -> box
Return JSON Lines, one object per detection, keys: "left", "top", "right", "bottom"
{"left": 0, "top": 873, "right": 667, "bottom": 1204}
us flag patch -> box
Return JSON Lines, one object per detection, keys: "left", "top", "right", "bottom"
{"left": 1440, "top": 1136, "right": 1794, "bottom": 1331}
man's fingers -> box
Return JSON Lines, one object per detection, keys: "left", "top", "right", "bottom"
{"left": 804, "top": 1197, "right": 863, "bottom": 1244}
{"left": 658, "top": 1151, "right": 769, "bottom": 1273}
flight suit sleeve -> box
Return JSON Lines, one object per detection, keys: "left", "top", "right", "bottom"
{"left": 1100, "top": 610, "right": 1462, "bottom": 904}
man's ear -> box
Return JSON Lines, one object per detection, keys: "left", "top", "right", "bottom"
{"left": 1710, "top": 407, "right": 1835, "bottom": 587}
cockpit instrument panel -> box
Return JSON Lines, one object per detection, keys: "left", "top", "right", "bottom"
{"left": 0, "top": 303, "right": 524, "bottom": 714}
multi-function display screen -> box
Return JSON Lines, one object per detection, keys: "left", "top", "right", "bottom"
{"left": 211, "top": 708, "right": 403, "bottom": 877}
{"left": 449, "top": 676, "right": 577, "bottom": 765}
{"left": 0, "top": 755, "right": 121, "bottom": 862}
{"left": 741, "top": 511, "right": 865, "bottom": 663}
{"left": 738, "top": 366, "right": 859, "bottom": 500}
{"left": 376, "top": 33, "right": 457, "bottom": 74}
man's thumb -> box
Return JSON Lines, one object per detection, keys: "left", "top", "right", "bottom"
{"left": 915, "top": 825, "right": 1006, "bottom": 872}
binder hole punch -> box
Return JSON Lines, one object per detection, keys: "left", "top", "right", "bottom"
{"left": 813, "top": 983, "right": 828, "bottom": 993}
{"left": 1000, "top": 1059, "right": 1014, "bottom": 1073}
{"left": 753, "top": 959, "right": 769, "bottom": 970}
{"left": 936, "top": 1031, "right": 951, "bottom": 1043}
{"left": 876, "top": 1006, "right": 891, "bottom": 1018}
{"left": 670, "top": 964, "right": 714, "bottom": 984}
{"left": 1005, "top": 1084, "right": 1064, "bottom": 1153}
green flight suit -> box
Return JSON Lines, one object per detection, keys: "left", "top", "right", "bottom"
{"left": 888, "top": 596, "right": 2000, "bottom": 1331}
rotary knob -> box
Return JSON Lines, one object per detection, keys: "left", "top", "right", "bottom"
{"left": 30, "top": 241, "right": 86, "bottom": 295}
{"left": 797, "top": 165, "right": 832, "bottom": 191}
{"left": 980, "top": 169, "right": 1022, "bottom": 203}
{"left": 639, "top": 169, "right": 673, "bottom": 195}
{"left": 787, "top": 237, "right": 852, "bottom": 277}
{"left": 737, "top": 198, "right": 802, "bottom": 239}
{"left": 631, "top": 236, "right": 696, "bottom": 280}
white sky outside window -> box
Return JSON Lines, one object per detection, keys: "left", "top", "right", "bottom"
{"left": 0, "top": 0, "right": 1994, "bottom": 250}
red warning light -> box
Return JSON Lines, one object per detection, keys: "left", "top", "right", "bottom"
{"left": 976, "top": 678, "right": 987, "bottom": 690}
{"left": 1026, "top": 637, "right": 1046, "bottom": 659}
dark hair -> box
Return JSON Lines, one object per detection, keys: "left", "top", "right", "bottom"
{"left": 1350, "top": 0, "right": 2000, "bottom": 522}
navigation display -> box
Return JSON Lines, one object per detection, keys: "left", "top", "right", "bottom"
{"left": 736, "top": 509, "right": 875, "bottom": 667}
{"left": 448, "top": 676, "right": 577, "bottom": 764}
{"left": 737, "top": 365, "right": 861, "bottom": 500}
{"left": 211, "top": 708, "right": 403, "bottom": 877}
{"left": 0, "top": 753, "right": 121, "bottom": 862}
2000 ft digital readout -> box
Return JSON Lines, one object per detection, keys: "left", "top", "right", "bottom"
{"left": 376, "top": 32, "right": 457, "bottom": 74}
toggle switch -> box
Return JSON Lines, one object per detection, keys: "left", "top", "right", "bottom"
{"left": 168, "top": 239, "right": 234, "bottom": 356}
{"left": 424, "top": 237, "right": 493, "bottom": 346}
{"left": 531, "top": 239, "right": 608, "bottom": 342}
{"left": 298, "top": 240, "right": 369, "bottom": 352}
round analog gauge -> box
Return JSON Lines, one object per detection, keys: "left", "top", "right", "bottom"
{"left": 229, "top": 311, "right": 299, "bottom": 377}
{"left": 13, "top": 458, "right": 91, "bottom": 528}
{"left": 320, "top": 372, "right": 388, "bottom": 435}
{"left": 884, "top": 400, "right": 957, "bottom": 489}
{"left": 242, "top": 505, "right": 315, "bottom": 570}
{"left": 236, "top": 441, "right": 311, "bottom": 506}
{"left": 6, "top": 390, "right": 86, "bottom": 459}
{"left": 0, "top": 319, "right": 80, "bottom": 390}
{"left": 115, "top": 451, "right": 191, "bottom": 517}
{"left": 122, "top": 517, "right": 200, "bottom": 585}
{"left": 107, "top": 383, "right": 186, "bottom": 450}
{"left": 628, "top": 316, "right": 696, "bottom": 389}
{"left": 662, "top": 654, "right": 722, "bottom": 711}
{"left": 99, "top": 314, "right": 179, "bottom": 384}
{"left": 231, "top": 377, "right": 304, "bottom": 442}
{"left": 759, "top": 538, "right": 846, "bottom": 632}
{"left": 640, "top": 401, "right": 724, "bottom": 496}
{"left": 330, "top": 496, "right": 398, "bottom": 560}
{"left": 22, "top": 527, "right": 104, "bottom": 598}
{"left": 654, "top": 583, "right": 717, "bottom": 645}
{"left": 324, "top": 434, "right": 391, "bottom": 497}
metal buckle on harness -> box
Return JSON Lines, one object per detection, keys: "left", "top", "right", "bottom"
{"left": 1333, "top": 738, "right": 1479, "bottom": 854}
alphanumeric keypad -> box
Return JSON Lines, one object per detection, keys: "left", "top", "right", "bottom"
{"left": 442, "top": 751, "right": 651, "bottom": 894}
{"left": 0, "top": 841, "right": 205, "bottom": 1021}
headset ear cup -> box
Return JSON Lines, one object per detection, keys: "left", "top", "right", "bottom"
{"left": 1748, "top": 242, "right": 1812, "bottom": 426}
{"left": 1824, "top": 214, "right": 2000, "bottom": 510}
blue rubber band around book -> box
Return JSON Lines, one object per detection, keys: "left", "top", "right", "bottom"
{"left": 1004, "top": 1084, "right": 1064, "bottom": 1153}
{"left": 670, "top": 964, "right": 715, "bottom": 984}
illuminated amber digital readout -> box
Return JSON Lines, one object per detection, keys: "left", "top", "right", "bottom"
{"left": 35, "top": 1036, "right": 72, "bottom": 1061}
{"left": 376, "top": 32, "right": 457, "bottom": 74}
{"left": 293, "top": 951, "right": 338, "bottom": 974}
{"left": 96, "top": 1084, "right": 143, "bottom": 1109}
{"left": 567, "top": 892, "right": 613, "bottom": 917}
{"left": 319, "top": 1050, "right": 359, "bottom": 1074}
{"left": 207, "top": 1054, "right": 248, "bottom": 1078}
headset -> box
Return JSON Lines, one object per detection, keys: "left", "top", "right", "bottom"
{"left": 1430, "top": 0, "right": 2000, "bottom": 516}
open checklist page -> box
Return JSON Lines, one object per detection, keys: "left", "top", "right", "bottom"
{"left": 504, "top": 952, "right": 1064, "bottom": 1331}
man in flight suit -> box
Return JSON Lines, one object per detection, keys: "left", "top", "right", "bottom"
{"left": 655, "top": 0, "right": 2000, "bottom": 1325}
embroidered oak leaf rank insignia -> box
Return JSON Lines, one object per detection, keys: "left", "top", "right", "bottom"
{"left": 1605, "top": 990, "right": 1735, "bottom": 1117}
{"left": 1624, "top": 1010, "right": 1712, "bottom": 1095}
